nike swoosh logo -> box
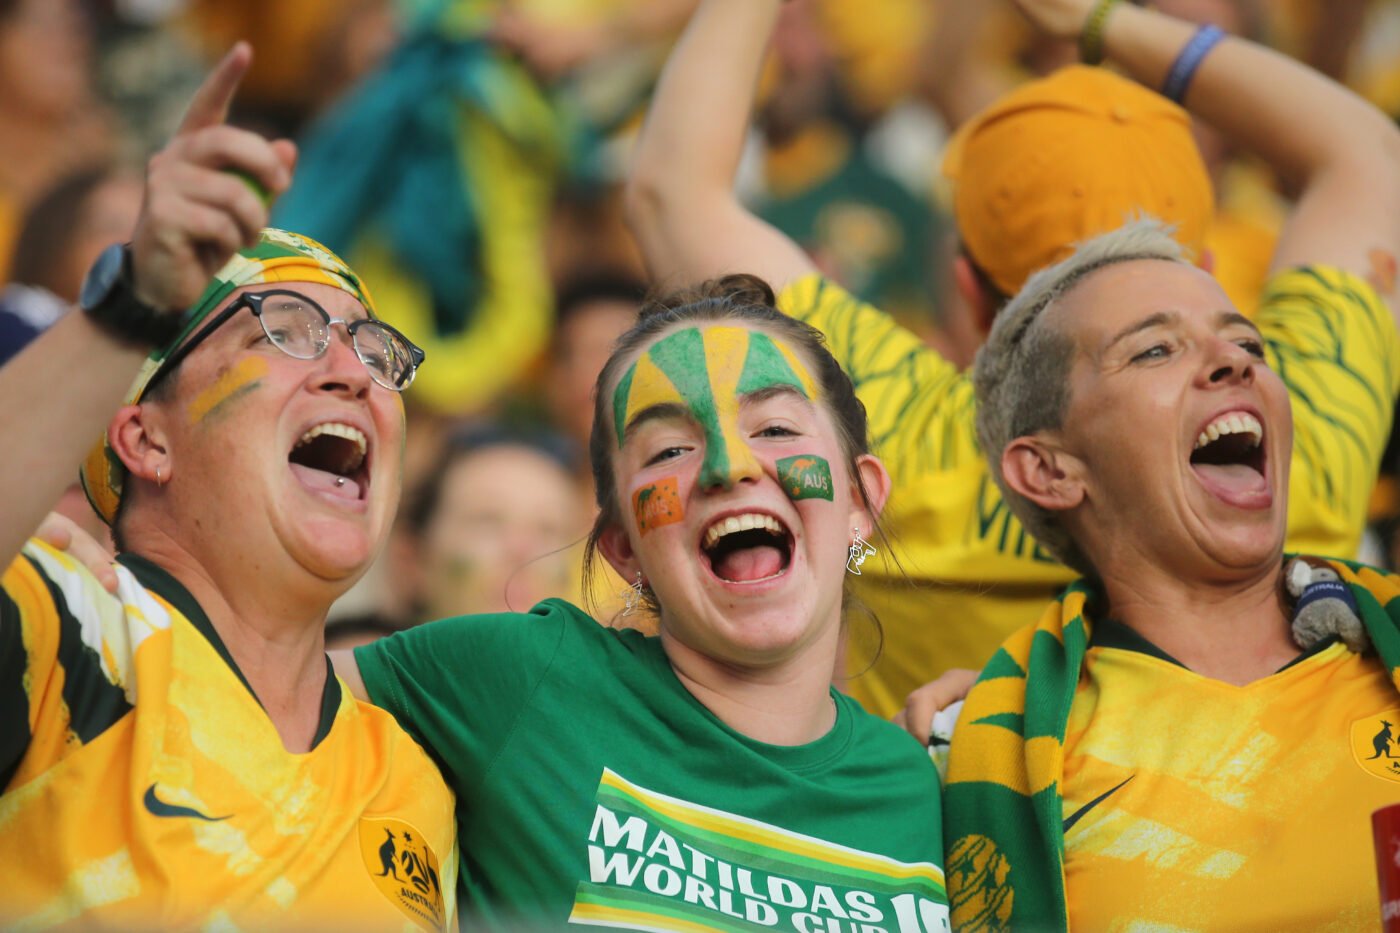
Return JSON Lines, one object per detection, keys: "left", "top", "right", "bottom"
{"left": 143, "top": 784, "right": 230, "bottom": 822}
{"left": 1063, "top": 775, "right": 1134, "bottom": 834}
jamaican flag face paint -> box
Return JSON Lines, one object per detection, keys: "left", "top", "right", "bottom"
{"left": 612, "top": 326, "right": 821, "bottom": 490}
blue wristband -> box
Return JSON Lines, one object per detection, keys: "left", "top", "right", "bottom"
{"left": 1161, "top": 24, "right": 1226, "bottom": 104}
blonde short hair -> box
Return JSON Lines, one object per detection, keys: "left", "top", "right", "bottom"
{"left": 972, "top": 217, "right": 1188, "bottom": 575}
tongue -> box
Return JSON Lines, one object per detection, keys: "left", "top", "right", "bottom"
{"left": 290, "top": 462, "right": 361, "bottom": 500}
{"left": 1191, "top": 462, "right": 1269, "bottom": 508}
{"left": 714, "top": 544, "right": 785, "bottom": 583}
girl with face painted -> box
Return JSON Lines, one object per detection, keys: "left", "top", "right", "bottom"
{"left": 334, "top": 275, "right": 950, "bottom": 930}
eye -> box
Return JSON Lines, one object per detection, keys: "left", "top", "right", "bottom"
{"left": 1131, "top": 343, "right": 1170, "bottom": 363}
{"left": 756, "top": 424, "right": 798, "bottom": 438}
{"left": 645, "top": 446, "right": 688, "bottom": 466}
{"left": 1237, "top": 338, "right": 1265, "bottom": 359}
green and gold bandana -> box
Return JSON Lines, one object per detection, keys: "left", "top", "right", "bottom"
{"left": 81, "top": 229, "right": 377, "bottom": 524}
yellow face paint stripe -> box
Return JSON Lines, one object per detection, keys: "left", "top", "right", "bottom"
{"left": 186, "top": 357, "right": 268, "bottom": 425}
{"left": 700, "top": 327, "right": 762, "bottom": 488}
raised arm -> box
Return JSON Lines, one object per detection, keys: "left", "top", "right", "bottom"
{"left": 0, "top": 43, "right": 292, "bottom": 567}
{"left": 625, "top": 0, "right": 815, "bottom": 291}
{"left": 1015, "top": 0, "right": 1400, "bottom": 307}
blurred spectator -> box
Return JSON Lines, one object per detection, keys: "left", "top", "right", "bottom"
{"left": 0, "top": 164, "right": 140, "bottom": 546}
{"left": 325, "top": 612, "right": 402, "bottom": 651}
{"left": 176, "top": 0, "right": 397, "bottom": 135}
{"left": 1, "top": 166, "right": 142, "bottom": 332}
{"left": 392, "top": 425, "right": 589, "bottom": 623}
{"left": 750, "top": 0, "right": 943, "bottom": 323}
{"left": 0, "top": 0, "right": 116, "bottom": 280}
{"left": 542, "top": 270, "right": 646, "bottom": 458}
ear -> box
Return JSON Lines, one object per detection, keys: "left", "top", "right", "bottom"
{"left": 597, "top": 519, "right": 641, "bottom": 584}
{"left": 999, "top": 434, "right": 1085, "bottom": 513}
{"left": 107, "top": 403, "right": 171, "bottom": 485}
{"left": 953, "top": 253, "right": 997, "bottom": 336}
{"left": 848, "top": 453, "right": 892, "bottom": 536}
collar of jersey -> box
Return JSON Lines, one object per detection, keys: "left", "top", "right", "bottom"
{"left": 1089, "top": 614, "right": 1340, "bottom": 675}
{"left": 117, "top": 553, "right": 341, "bottom": 749}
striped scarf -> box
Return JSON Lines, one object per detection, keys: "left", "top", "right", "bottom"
{"left": 941, "top": 557, "right": 1400, "bottom": 931}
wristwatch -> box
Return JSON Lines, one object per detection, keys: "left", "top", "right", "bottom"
{"left": 79, "top": 243, "right": 183, "bottom": 348}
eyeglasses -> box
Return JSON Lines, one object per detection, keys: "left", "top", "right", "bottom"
{"left": 145, "top": 289, "right": 426, "bottom": 394}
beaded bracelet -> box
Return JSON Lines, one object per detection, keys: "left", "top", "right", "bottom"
{"left": 1079, "top": 0, "right": 1123, "bottom": 66}
{"left": 1161, "top": 24, "right": 1226, "bottom": 103}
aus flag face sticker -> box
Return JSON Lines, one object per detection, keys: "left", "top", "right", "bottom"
{"left": 634, "top": 477, "right": 685, "bottom": 535}
{"left": 359, "top": 817, "right": 446, "bottom": 929}
{"left": 777, "top": 455, "right": 834, "bottom": 502}
{"left": 1351, "top": 709, "right": 1400, "bottom": 782}
{"left": 569, "top": 769, "right": 949, "bottom": 932}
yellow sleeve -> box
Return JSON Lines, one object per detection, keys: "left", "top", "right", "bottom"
{"left": 1, "top": 542, "right": 132, "bottom": 789}
{"left": 1262, "top": 266, "right": 1400, "bottom": 558}
{"left": 778, "top": 274, "right": 980, "bottom": 486}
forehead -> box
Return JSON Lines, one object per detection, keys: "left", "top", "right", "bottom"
{"left": 616, "top": 321, "right": 817, "bottom": 398}
{"left": 609, "top": 322, "right": 821, "bottom": 443}
{"left": 1048, "top": 259, "right": 1238, "bottom": 347}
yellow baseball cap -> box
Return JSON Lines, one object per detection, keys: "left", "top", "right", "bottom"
{"left": 944, "top": 65, "right": 1214, "bottom": 297}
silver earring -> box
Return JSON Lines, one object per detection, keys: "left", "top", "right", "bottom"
{"left": 847, "top": 527, "right": 876, "bottom": 575}
{"left": 622, "top": 572, "right": 645, "bottom": 616}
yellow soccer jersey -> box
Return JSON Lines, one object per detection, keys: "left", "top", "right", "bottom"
{"left": 0, "top": 541, "right": 458, "bottom": 931}
{"left": 1062, "top": 622, "right": 1400, "bottom": 930}
{"left": 779, "top": 266, "right": 1400, "bottom": 715}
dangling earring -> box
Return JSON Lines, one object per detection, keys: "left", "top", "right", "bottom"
{"left": 622, "top": 572, "right": 645, "bottom": 615}
{"left": 847, "top": 527, "right": 876, "bottom": 575}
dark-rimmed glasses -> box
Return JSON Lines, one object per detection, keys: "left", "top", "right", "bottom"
{"left": 144, "top": 289, "right": 425, "bottom": 394}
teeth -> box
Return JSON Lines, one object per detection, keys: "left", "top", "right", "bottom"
{"left": 1193, "top": 412, "right": 1262, "bottom": 451}
{"left": 702, "top": 513, "right": 785, "bottom": 550}
{"left": 297, "top": 422, "right": 367, "bottom": 454}
{"left": 295, "top": 422, "right": 368, "bottom": 473}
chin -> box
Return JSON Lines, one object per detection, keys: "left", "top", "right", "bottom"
{"left": 294, "top": 527, "right": 379, "bottom": 585}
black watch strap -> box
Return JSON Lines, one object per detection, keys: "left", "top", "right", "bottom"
{"left": 80, "top": 244, "right": 184, "bottom": 348}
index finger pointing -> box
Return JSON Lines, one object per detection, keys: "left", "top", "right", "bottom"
{"left": 175, "top": 41, "right": 253, "bottom": 136}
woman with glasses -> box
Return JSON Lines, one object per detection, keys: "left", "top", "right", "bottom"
{"left": 0, "top": 46, "right": 454, "bottom": 930}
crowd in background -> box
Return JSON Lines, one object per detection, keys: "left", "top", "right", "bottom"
{"left": 7, "top": 0, "right": 1400, "bottom": 656}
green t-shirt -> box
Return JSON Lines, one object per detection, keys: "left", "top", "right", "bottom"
{"left": 355, "top": 599, "right": 949, "bottom": 932}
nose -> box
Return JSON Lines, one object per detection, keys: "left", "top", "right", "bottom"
{"left": 697, "top": 423, "right": 765, "bottom": 491}
{"left": 1203, "top": 338, "right": 1256, "bottom": 388}
{"left": 312, "top": 323, "right": 371, "bottom": 398}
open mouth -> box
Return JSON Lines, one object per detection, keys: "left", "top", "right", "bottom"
{"left": 1189, "top": 410, "right": 1267, "bottom": 501}
{"left": 700, "top": 512, "right": 793, "bottom": 584}
{"left": 288, "top": 422, "right": 370, "bottom": 501}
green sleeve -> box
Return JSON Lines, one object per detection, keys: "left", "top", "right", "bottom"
{"left": 353, "top": 601, "right": 572, "bottom": 798}
{"left": 777, "top": 275, "right": 980, "bottom": 486}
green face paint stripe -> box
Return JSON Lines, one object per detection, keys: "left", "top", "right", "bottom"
{"left": 777, "top": 455, "right": 834, "bottom": 501}
{"left": 647, "top": 328, "right": 732, "bottom": 484}
{"left": 612, "top": 363, "right": 637, "bottom": 448}
{"left": 736, "top": 331, "right": 810, "bottom": 399}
